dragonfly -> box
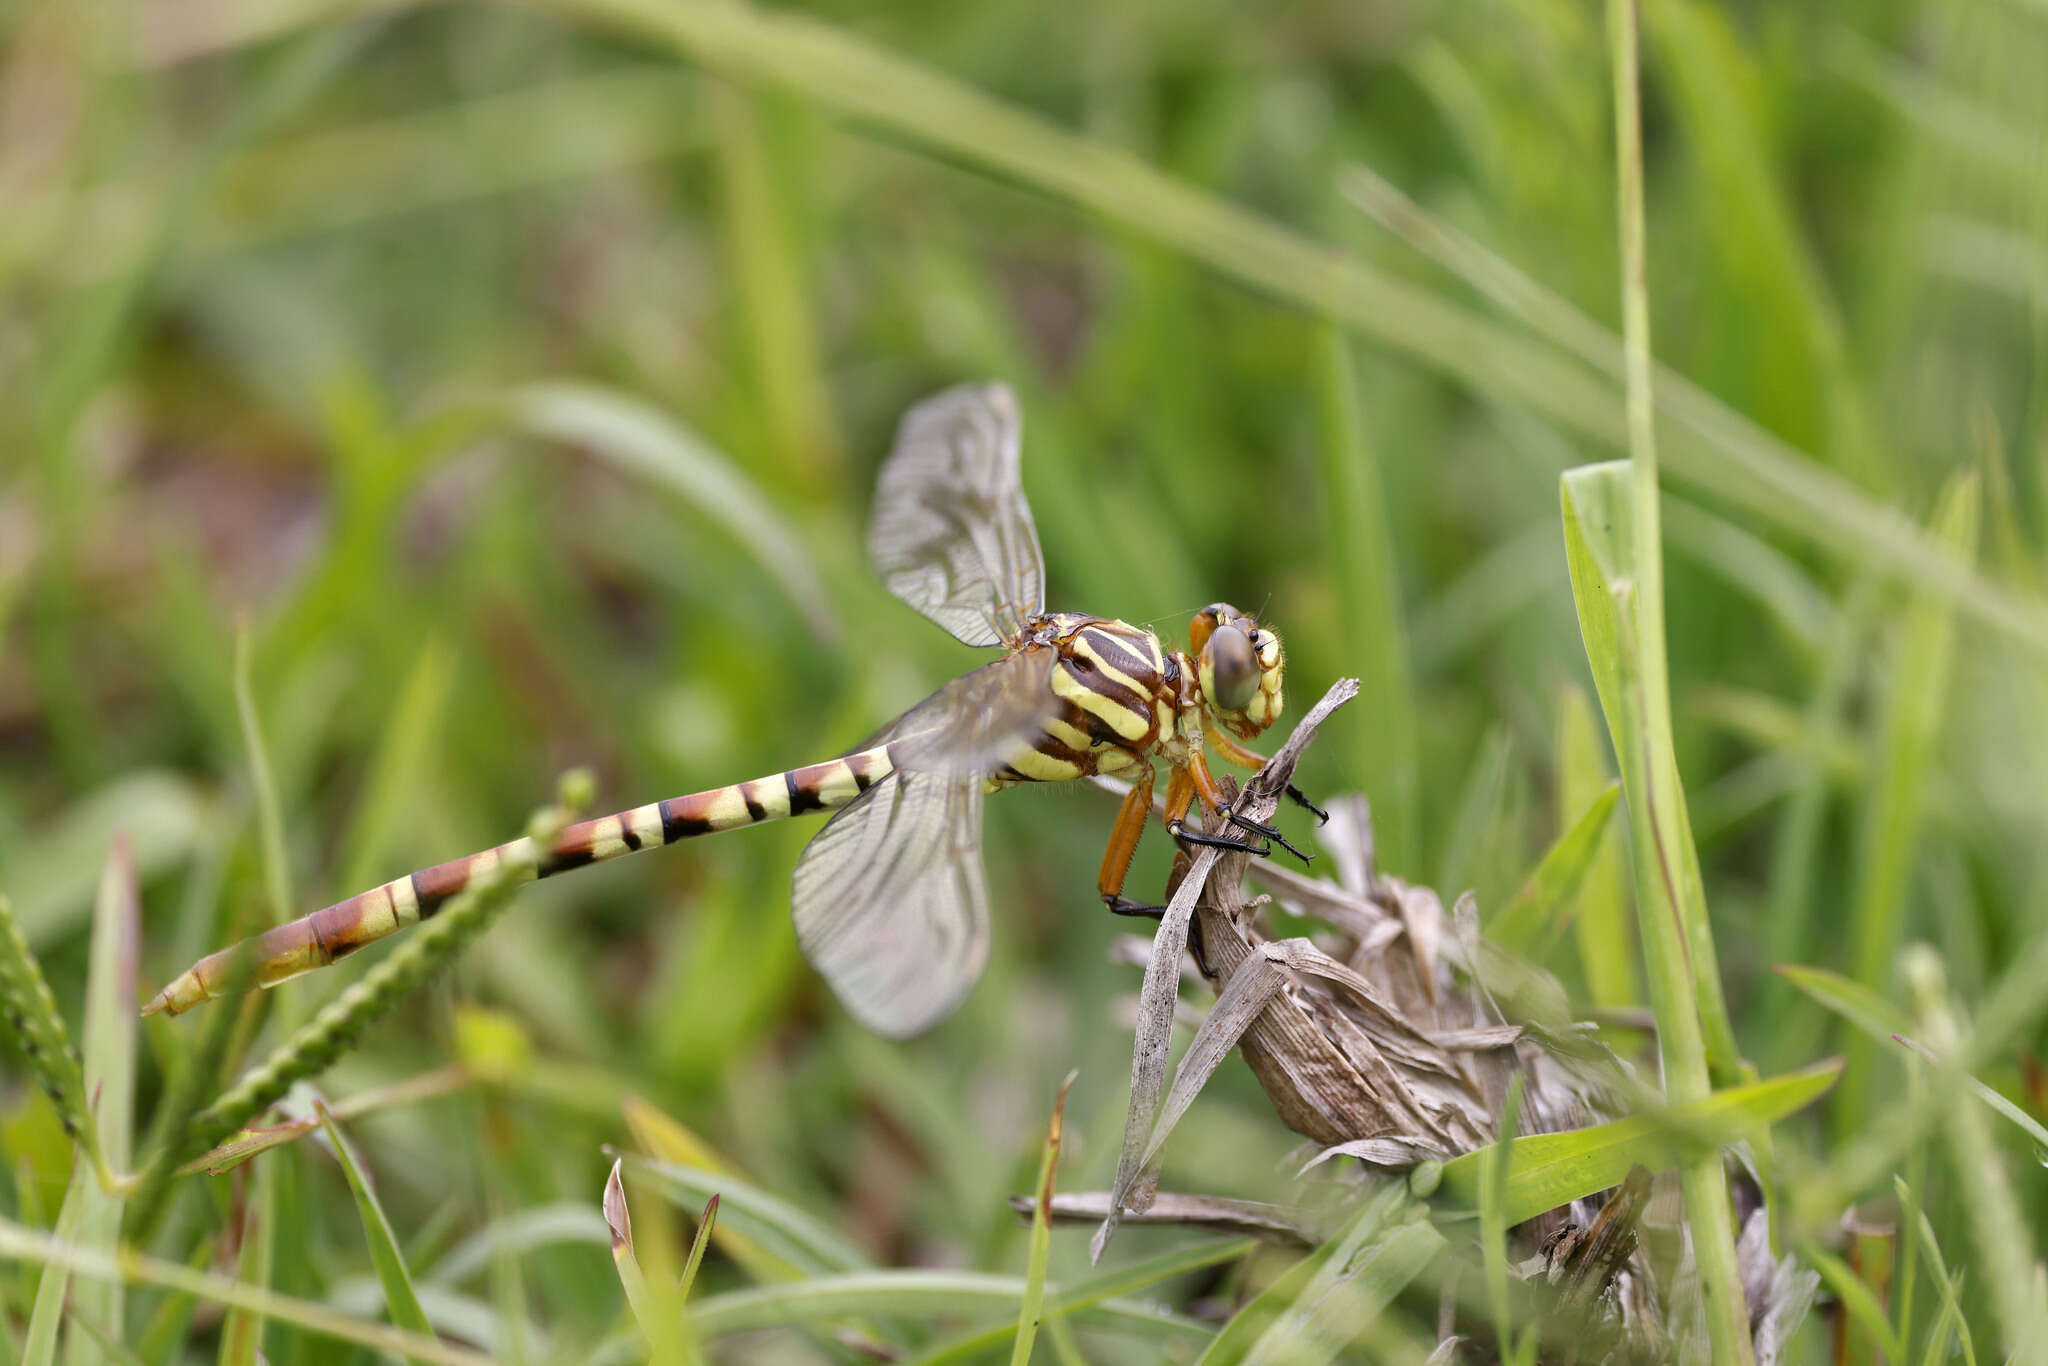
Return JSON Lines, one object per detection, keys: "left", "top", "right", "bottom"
{"left": 144, "top": 382, "right": 1315, "bottom": 1037}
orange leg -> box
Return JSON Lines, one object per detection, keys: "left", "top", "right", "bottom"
{"left": 1097, "top": 765, "right": 1156, "bottom": 906}
{"left": 1185, "top": 751, "right": 1229, "bottom": 815}
{"left": 1209, "top": 724, "right": 1330, "bottom": 825}
{"left": 1171, "top": 752, "right": 1314, "bottom": 862}
{"left": 1206, "top": 725, "right": 1267, "bottom": 771}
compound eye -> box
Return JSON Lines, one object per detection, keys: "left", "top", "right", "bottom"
{"left": 1206, "top": 625, "right": 1259, "bottom": 713}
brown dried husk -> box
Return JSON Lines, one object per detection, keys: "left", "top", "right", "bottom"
{"left": 1069, "top": 679, "right": 1816, "bottom": 1364}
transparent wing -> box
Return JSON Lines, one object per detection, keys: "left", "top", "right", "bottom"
{"left": 792, "top": 768, "right": 988, "bottom": 1038}
{"left": 871, "top": 646, "right": 1061, "bottom": 777}
{"left": 869, "top": 382, "right": 1046, "bottom": 647}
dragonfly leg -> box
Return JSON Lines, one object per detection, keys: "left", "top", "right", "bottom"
{"left": 1096, "top": 765, "right": 1156, "bottom": 904}
{"left": 1104, "top": 896, "right": 1213, "bottom": 980}
{"left": 1284, "top": 783, "right": 1330, "bottom": 825}
{"left": 1208, "top": 723, "right": 1329, "bottom": 829}
{"left": 1169, "top": 754, "right": 1272, "bottom": 857}
{"left": 1222, "top": 808, "right": 1312, "bottom": 863}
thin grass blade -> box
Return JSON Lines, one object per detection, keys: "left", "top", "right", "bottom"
{"left": 1010, "top": 1073, "right": 1075, "bottom": 1366}
{"left": 602, "top": 1161, "right": 691, "bottom": 1366}
{"left": 620, "top": 1093, "right": 799, "bottom": 1283}
{"left": 0, "top": 1215, "right": 493, "bottom": 1366}
{"left": 315, "top": 1102, "right": 438, "bottom": 1355}
{"left": 1488, "top": 782, "right": 1620, "bottom": 953}
{"left": 1439, "top": 1059, "right": 1842, "bottom": 1225}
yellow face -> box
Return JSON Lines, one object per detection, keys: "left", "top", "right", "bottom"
{"left": 1190, "top": 603, "right": 1284, "bottom": 740}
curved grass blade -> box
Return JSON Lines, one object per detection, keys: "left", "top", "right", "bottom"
{"left": 7, "top": 772, "right": 211, "bottom": 948}
{"left": 186, "top": 1067, "right": 473, "bottom": 1176}
{"left": 1839, "top": 472, "right": 1979, "bottom": 1129}
{"left": 620, "top": 1094, "right": 798, "bottom": 1284}
{"left": 315, "top": 1103, "right": 437, "bottom": 1356}
{"left": 1314, "top": 324, "right": 1418, "bottom": 871}
{"left": 508, "top": 382, "right": 838, "bottom": 644}
{"left": 1802, "top": 1243, "right": 1904, "bottom": 1363}
{"left": 1897, "top": 1180, "right": 1978, "bottom": 1366}
{"left": 612, "top": 1154, "right": 870, "bottom": 1278}
{"left": 684, "top": 1270, "right": 1211, "bottom": 1344}
{"left": 903, "top": 1239, "right": 1255, "bottom": 1366}
{"left": 601, "top": 1161, "right": 692, "bottom": 1366}
{"left": 0, "top": 1216, "right": 494, "bottom": 1366}
{"left": 1555, "top": 686, "right": 1637, "bottom": 1009}
{"left": 1487, "top": 781, "right": 1620, "bottom": 954}
{"left": 1010, "top": 1072, "right": 1074, "bottom": 1366}
{"left": 218, "top": 1159, "right": 275, "bottom": 1366}
{"left": 1773, "top": 963, "right": 1912, "bottom": 1043}
{"left": 1438, "top": 1059, "right": 1842, "bottom": 1226}
{"left": 1194, "top": 1184, "right": 1443, "bottom": 1366}
{"left": 540, "top": 0, "right": 2048, "bottom": 661}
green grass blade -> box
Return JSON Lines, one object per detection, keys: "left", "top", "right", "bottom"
{"left": 1803, "top": 1243, "right": 1905, "bottom": 1362}
{"left": 1839, "top": 473, "right": 1980, "bottom": 1130}
{"left": 1480, "top": 1075, "right": 1524, "bottom": 1364}
{"left": 333, "top": 640, "right": 455, "bottom": 899}
{"left": 1556, "top": 686, "right": 1639, "bottom": 1008}
{"left": 1488, "top": 781, "right": 1619, "bottom": 953}
{"left": 1902, "top": 948, "right": 2048, "bottom": 1357}
{"left": 0, "top": 1214, "right": 493, "bottom": 1366}
{"left": 1899, "top": 1181, "right": 1979, "bottom": 1366}
{"left": 707, "top": 83, "right": 842, "bottom": 491}
{"left": 1560, "top": 461, "right": 1741, "bottom": 1080}
{"left": 615, "top": 1155, "right": 873, "bottom": 1277}
{"left": 903, "top": 1240, "right": 1255, "bottom": 1366}
{"left": 529, "top": 0, "right": 2048, "bottom": 662}
{"left": 233, "top": 619, "right": 294, "bottom": 935}
{"left": 6, "top": 773, "right": 212, "bottom": 949}
{"left": 508, "top": 382, "right": 839, "bottom": 645}
{"left": 684, "top": 1270, "right": 1211, "bottom": 1343}
{"left": 315, "top": 1102, "right": 439, "bottom": 1355}
{"left": 1009, "top": 1073, "right": 1074, "bottom": 1366}
{"left": 1773, "top": 963, "right": 1913, "bottom": 1042}
{"left": 57, "top": 841, "right": 141, "bottom": 1366}
{"left": 1313, "top": 323, "right": 1419, "bottom": 871}
{"left": 619, "top": 1095, "right": 799, "bottom": 1285}
{"left": 1193, "top": 1183, "right": 1443, "bottom": 1366}
{"left": 1438, "top": 1059, "right": 1841, "bottom": 1226}
{"left": 217, "top": 1158, "right": 275, "bottom": 1366}
{"left": 601, "top": 1161, "right": 692, "bottom": 1366}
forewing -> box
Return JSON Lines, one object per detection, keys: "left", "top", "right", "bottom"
{"left": 791, "top": 769, "right": 988, "bottom": 1038}
{"left": 869, "top": 382, "right": 1046, "bottom": 646}
{"left": 874, "top": 647, "right": 1061, "bottom": 778}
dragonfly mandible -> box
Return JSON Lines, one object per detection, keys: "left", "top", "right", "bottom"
{"left": 144, "top": 383, "right": 1314, "bottom": 1037}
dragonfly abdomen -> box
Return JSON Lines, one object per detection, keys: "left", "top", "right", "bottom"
{"left": 142, "top": 745, "right": 895, "bottom": 1017}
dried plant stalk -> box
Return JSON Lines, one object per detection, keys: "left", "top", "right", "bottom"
{"left": 1069, "top": 678, "right": 1816, "bottom": 1362}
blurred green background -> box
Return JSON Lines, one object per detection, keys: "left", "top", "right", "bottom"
{"left": 3, "top": 0, "right": 2046, "bottom": 1358}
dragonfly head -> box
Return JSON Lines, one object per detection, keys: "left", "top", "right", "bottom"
{"left": 1190, "top": 603, "right": 1283, "bottom": 740}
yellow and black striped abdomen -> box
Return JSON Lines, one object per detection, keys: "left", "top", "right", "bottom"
{"left": 993, "top": 618, "right": 1176, "bottom": 787}
{"left": 142, "top": 747, "right": 896, "bottom": 1016}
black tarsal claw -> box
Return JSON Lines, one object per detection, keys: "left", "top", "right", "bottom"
{"left": 1101, "top": 895, "right": 1213, "bottom": 977}
{"left": 1169, "top": 820, "right": 1269, "bottom": 858}
{"left": 1223, "top": 808, "right": 1313, "bottom": 864}
{"left": 1285, "top": 783, "right": 1331, "bottom": 825}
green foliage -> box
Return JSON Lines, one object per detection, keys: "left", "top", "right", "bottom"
{"left": 2, "top": 0, "right": 2044, "bottom": 1357}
